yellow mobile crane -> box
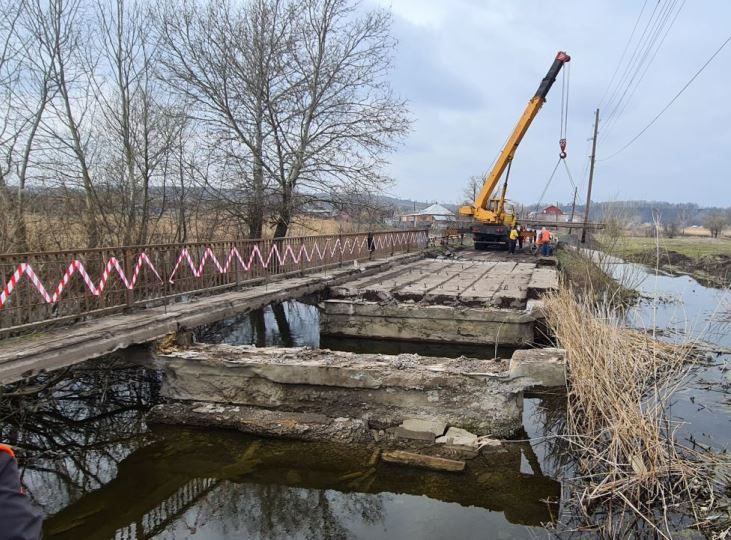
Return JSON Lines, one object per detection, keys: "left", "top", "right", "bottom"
{"left": 459, "top": 51, "right": 571, "bottom": 249}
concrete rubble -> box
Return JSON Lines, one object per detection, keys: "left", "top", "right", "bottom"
{"left": 321, "top": 253, "right": 558, "bottom": 345}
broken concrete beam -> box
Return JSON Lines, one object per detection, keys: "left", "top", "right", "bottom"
{"left": 381, "top": 450, "right": 466, "bottom": 472}
{"left": 147, "top": 401, "right": 373, "bottom": 444}
{"left": 321, "top": 300, "right": 536, "bottom": 346}
{"left": 154, "top": 344, "right": 525, "bottom": 438}
{"left": 508, "top": 348, "right": 566, "bottom": 389}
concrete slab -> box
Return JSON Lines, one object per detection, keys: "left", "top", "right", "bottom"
{"left": 320, "top": 300, "right": 535, "bottom": 346}
{"left": 323, "top": 252, "right": 559, "bottom": 345}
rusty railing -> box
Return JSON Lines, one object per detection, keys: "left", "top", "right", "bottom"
{"left": 0, "top": 229, "right": 428, "bottom": 337}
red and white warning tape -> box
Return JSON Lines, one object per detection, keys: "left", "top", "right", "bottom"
{"left": 0, "top": 254, "right": 161, "bottom": 308}
{"left": 0, "top": 232, "right": 426, "bottom": 309}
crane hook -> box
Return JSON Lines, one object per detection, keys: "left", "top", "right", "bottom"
{"left": 559, "top": 138, "right": 567, "bottom": 159}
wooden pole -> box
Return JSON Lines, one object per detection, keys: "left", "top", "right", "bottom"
{"left": 569, "top": 187, "right": 578, "bottom": 234}
{"left": 581, "top": 108, "right": 599, "bottom": 244}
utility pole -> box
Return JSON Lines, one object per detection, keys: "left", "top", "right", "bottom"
{"left": 581, "top": 108, "right": 599, "bottom": 244}
{"left": 569, "top": 186, "right": 578, "bottom": 233}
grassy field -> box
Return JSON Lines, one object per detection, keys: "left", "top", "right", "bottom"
{"left": 604, "top": 234, "right": 731, "bottom": 259}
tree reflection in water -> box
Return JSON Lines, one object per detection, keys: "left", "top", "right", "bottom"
{"left": 175, "top": 483, "right": 388, "bottom": 539}
{"left": 0, "top": 358, "right": 160, "bottom": 515}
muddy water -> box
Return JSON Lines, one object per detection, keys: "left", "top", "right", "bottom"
{"left": 5, "top": 255, "right": 728, "bottom": 539}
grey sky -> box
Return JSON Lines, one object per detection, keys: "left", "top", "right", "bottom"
{"left": 370, "top": 0, "right": 731, "bottom": 207}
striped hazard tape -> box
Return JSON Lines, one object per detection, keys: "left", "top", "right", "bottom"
{"left": 167, "top": 231, "right": 427, "bottom": 283}
{"left": 0, "top": 253, "right": 161, "bottom": 309}
{"left": 0, "top": 232, "right": 427, "bottom": 308}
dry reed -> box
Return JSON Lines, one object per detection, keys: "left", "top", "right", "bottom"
{"left": 543, "top": 288, "right": 728, "bottom": 537}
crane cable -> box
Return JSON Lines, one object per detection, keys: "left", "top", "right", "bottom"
{"left": 534, "top": 158, "right": 563, "bottom": 214}
{"left": 559, "top": 62, "right": 570, "bottom": 159}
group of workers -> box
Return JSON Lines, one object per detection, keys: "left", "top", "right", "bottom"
{"left": 508, "top": 225, "right": 553, "bottom": 256}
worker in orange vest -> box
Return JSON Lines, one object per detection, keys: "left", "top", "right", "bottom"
{"left": 0, "top": 443, "right": 42, "bottom": 540}
{"left": 536, "top": 227, "right": 552, "bottom": 256}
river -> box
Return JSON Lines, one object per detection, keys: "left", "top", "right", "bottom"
{"left": 1, "top": 254, "right": 728, "bottom": 539}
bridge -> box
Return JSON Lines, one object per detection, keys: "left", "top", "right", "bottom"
{"left": 0, "top": 230, "right": 428, "bottom": 383}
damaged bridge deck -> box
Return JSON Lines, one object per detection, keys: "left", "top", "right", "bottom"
{"left": 322, "top": 252, "right": 559, "bottom": 346}
{"left": 0, "top": 253, "right": 422, "bottom": 384}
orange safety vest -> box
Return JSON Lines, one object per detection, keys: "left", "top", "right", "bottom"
{"left": 0, "top": 443, "right": 15, "bottom": 459}
{"left": 537, "top": 230, "right": 551, "bottom": 244}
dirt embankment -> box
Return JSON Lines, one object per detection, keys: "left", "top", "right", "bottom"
{"left": 625, "top": 249, "right": 731, "bottom": 288}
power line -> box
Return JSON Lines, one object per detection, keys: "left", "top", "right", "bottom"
{"left": 602, "top": 0, "right": 680, "bottom": 133}
{"left": 601, "top": 0, "right": 685, "bottom": 140}
{"left": 600, "top": 34, "right": 731, "bottom": 161}
{"left": 598, "top": 0, "right": 649, "bottom": 108}
{"left": 602, "top": 0, "right": 685, "bottom": 140}
{"left": 602, "top": 0, "right": 664, "bottom": 117}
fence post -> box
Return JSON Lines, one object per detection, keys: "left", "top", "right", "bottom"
{"left": 124, "top": 248, "right": 134, "bottom": 308}
{"left": 300, "top": 238, "right": 304, "bottom": 275}
{"left": 338, "top": 234, "right": 343, "bottom": 267}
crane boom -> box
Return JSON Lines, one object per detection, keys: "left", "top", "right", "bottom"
{"left": 459, "top": 51, "right": 571, "bottom": 229}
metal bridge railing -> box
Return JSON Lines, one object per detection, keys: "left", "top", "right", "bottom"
{"left": 0, "top": 230, "right": 428, "bottom": 338}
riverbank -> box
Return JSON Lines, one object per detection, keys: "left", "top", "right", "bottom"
{"left": 546, "top": 242, "right": 731, "bottom": 537}
{"left": 604, "top": 235, "right": 731, "bottom": 288}
{"left": 554, "top": 245, "right": 639, "bottom": 305}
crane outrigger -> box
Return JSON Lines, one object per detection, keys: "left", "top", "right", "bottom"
{"left": 459, "top": 51, "right": 571, "bottom": 249}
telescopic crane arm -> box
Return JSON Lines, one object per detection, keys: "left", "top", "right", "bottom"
{"left": 459, "top": 51, "right": 571, "bottom": 224}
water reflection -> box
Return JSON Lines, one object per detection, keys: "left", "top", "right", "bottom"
{"left": 196, "top": 300, "right": 320, "bottom": 348}
{"left": 0, "top": 360, "right": 161, "bottom": 515}
{"left": 198, "top": 299, "right": 513, "bottom": 360}
{"left": 43, "top": 427, "right": 560, "bottom": 539}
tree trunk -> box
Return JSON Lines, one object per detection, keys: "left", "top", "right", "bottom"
{"left": 273, "top": 182, "right": 293, "bottom": 238}
{"left": 249, "top": 108, "right": 265, "bottom": 240}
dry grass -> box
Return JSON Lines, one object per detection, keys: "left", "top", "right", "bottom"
{"left": 543, "top": 288, "right": 728, "bottom": 537}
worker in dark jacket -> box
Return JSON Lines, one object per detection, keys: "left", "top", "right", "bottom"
{"left": 0, "top": 444, "right": 43, "bottom": 540}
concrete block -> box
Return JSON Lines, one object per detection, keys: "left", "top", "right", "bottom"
{"left": 390, "top": 418, "right": 447, "bottom": 441}
{"left": 401, "top": 418, "right": 447, "bottom": 436}
{"left": 436, "top": 427, "right": 478, "bottom": 449}
{"left": 508, "top": 348, "right": 566, "bottom": 388}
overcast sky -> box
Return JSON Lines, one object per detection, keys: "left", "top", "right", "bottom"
{"left": 368, "top": 0, "right": 731, "bottom": 207}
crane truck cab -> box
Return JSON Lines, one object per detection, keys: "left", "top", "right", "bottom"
{"left": 471, "top": 200, "right": 517, "bottom": 250}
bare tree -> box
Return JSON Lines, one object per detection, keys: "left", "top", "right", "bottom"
{"left": 155, "top": 0, "right": 288, "bottom": 239}
{"left": 92, "top": 0, "right": 183, "bottom": 245}
{"left": 266, "top": 0, "right": 409, "bottom": 238}
{"left": 0, "top": 0, "right": 55, "bottom": 252}
{"left": 463, "top": 175, "right": 482, "bottom": 205}
{"left": 36, "top": 0, "right": 102, "bottom": 247}
{"left": 704, "top": 213, "right": 727, "bottom": 239}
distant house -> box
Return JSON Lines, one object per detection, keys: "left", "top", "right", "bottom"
{"left": 529, "top": 205, "right": 570, "bottom": 223}
{"left": 399, "top": 204, "right": 454, "bottom": 225}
